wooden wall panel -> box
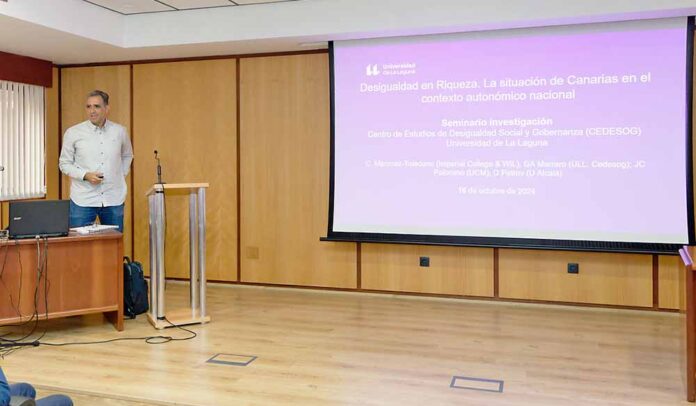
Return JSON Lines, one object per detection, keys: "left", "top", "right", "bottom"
{"left": 46, "top": 67, "right": 60, "bottom": 200}
{"left": 37, "top": 51, "right": 690, "bottom": 308}
{"left": 362, "top": 244, "right": 494, "bottom": 296}
{"left": 60, "top": 66, "right": 132, "bottom": 258}
{"left": 499, "top": 249, "right": 653, "bottom": 307}
{"left": 658, "top": 255, "right": 685, "bottom": 310}
{"left": 240, "top": 54, "right": 356, "bottom": 288}
{"left": 132, "top": 60, "right": 238, "bottom": 281}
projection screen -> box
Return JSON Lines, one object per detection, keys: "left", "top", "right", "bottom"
{"left": 327, "top": 17, "right": 694, "bottom": 253}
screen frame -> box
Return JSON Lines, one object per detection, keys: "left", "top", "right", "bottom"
{"left": 325, "top": 17, "right": 696, "bottom": 255}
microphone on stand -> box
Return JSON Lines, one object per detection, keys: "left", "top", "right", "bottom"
{"left": 154, "top": 150, "right": 164, "bottom": 185}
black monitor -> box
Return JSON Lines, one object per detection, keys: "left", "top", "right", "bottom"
{"left": 8, "top": 200, "right": 70, "bottom": 239}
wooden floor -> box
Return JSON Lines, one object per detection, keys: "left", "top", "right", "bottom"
{"left": 0, "top": 283, "right": 689, "bottom": 405}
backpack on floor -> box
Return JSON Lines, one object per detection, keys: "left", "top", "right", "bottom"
{"left": 123, "top": 256, "right": 149, "bottom": 319}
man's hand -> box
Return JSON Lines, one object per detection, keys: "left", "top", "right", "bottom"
{"left": 83, "top": 172, "right": 104, "bottom": 185}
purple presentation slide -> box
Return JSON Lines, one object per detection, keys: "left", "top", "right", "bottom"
{"left": 331, "top": 18, "right": 690, "bottom": 243}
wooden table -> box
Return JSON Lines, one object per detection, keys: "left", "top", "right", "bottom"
{"left": 681, "top": 246, "right": 696, "bottom": 402}
{"left": 0, "top": 230, "right": 124, "bottom": 331}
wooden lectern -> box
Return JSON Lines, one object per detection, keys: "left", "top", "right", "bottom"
{"left": 146, "top": 183, "right": 211, "bottom": 329}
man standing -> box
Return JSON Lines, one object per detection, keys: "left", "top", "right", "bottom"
{"left": 59, "top": 90, "right": 133, "bottom": 232}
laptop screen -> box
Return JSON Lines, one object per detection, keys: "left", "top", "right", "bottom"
{"left": 8, "top": 200, "right": 70, "bottom": 239}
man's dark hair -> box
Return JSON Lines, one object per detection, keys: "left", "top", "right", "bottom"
{"left": 87, "top": 90, "right": 109, "bottom": 106}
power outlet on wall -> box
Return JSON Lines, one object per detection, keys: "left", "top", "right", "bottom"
{"left": 419, "top": 256, "right": 430, "bottom": 267}
{"left": 567, "top": 263, "right": 579, "bottom": 274}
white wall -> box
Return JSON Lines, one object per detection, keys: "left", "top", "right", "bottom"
{"left": 2, "top": 0, "right": 696, "bottom": 63}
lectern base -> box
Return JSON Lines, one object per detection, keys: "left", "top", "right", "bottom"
{"left": 147, "top": 309, "right": 211, "bottom": 330}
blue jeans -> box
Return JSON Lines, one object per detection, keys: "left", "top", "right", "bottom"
{"left": 10, "top": 382, "right": 73, "bottom": 406}
{"left": 69, "top": 200, "right": 125, "bottom": 233}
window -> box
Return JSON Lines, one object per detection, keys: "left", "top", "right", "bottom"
{"left": 0, "top": 80, "right": 45, "bottom": 200}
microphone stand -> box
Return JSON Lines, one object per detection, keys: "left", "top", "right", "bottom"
{"left": 154, "top": 150, "right": 165, "bottom": 185}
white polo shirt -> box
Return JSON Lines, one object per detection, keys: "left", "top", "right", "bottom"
{"left": 59, "top": 120, "right": 133, "bottom": 207}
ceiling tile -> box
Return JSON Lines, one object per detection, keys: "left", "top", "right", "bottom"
{"left": 160, "top": 0, "right": 235, "bottom": 10}
{"left": 85, "top": 0, "right": 175, "bottom": 14}
{"left": 83, "top": 0, "right": 300, "bottom": 14}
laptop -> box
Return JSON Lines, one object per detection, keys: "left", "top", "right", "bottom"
{"left": 8, "top": 200, "right": 70, "bottom": 239}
